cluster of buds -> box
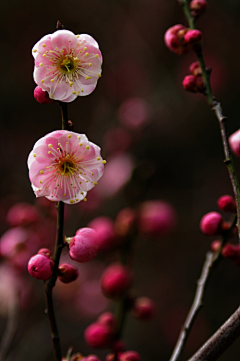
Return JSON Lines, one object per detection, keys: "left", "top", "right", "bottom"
{"left": 106, "top": 351, "right": 140, "bottom": 361}
{"left": 200, "top": 194, "right": 236, "bottom": 237}
{"left": 182, "top": 61, "right": 206, "bottom": 93}
{"left": 28, "top": 227, "right": 99, "bottom": 281}
{"left": 84, "top": 312, "right": 141, "bottom": 360}
{"left": 190, "top": 0, "right": 208, "bottom": 18}
{"left": 164, "top": 25, "right": 202, "bottom": 55}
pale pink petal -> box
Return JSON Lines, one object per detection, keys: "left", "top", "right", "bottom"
{"left": 51, "top": 30, "right": 77, "bottom": 51}
{"left": 78, "top": 34, "right": 100, "bottom": 49}
{"left": 32, "top": 35, "right": 52, "bottom": 59}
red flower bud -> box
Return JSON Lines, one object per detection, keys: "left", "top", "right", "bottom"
{"left": 132, "top": 297, "right": 156, "bottom": 320}
{"left": 217, "top": 195, "right": 236, "bottom": 213}
{"left": 229, "top": 129, "right": 240, "bottom": 158}
{"left": 184, "top": 29, "right": 203, "bottom": 45}
{"left": 200, "top": 212, "right": 223, "bottom": 236}
{"left": 34, "top": 86, "right": 54, "bottom": 105}
{"left": 182, "top": 75, "right": 198, "bottom": 93}
{"left": 190, "top": 0, "right": 208, "bottom": 18}
{"left": 58, "top": 263, "right": 79, "bottom": 283}
{"left": 164, "top": 24, "right": 190, "bottom": 55}
{"left": 28, "top": 254, "right": 54, "bottom": 280}
{"left": 84, "top": 322, "right": 111, "bottom": 348}
{"left": 101, "top": 263, "right": 132, "bottom": 298}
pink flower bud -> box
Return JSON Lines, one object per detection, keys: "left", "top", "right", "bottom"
{"left": 182, "top": 74, "right": 205, "bottom": 93}
{"left": 200, "top": 212, "right": 223, "bottom": 236}
{"left": 69, "top": 228, "right": 98, "bottom": 263}
{"left": 229, "top": 130, "right": 240, "bottom": 157}
{"left": 84, "top": 322, "right": 111, "bottom": 348}
{"left": 7, "top": 202, "right": 39, "bottom": 227}
{"left": 34, "top": 86, "right": 54, "bottom": 104}
{"left": 190, "top": 0, "right": 208, "bottom": 17}
{"left": 189, "top": 61, "right": 202, "bottom": 76}
{"left": 28, "top": 254, "right": 54, "bottom": 280}
{"left": 182, "top": 75, "right": 198, "bottom": 93}
{"left": 38, "top": 248, "right": 53, "bottom": 260}
{"left": 58, "top": 263, "right": 79, "bottom": 283}
{"left": 88, "top": 217, "right": 116, "bottom": 252}
{"left": 222, "top": 244, "right": 240, "bottom": 266}
{"left": 210, "top": 240, "right": 221, "bottom": 253}
{"left": 164, "top": 24, "right": 190, "bottom": 55}
{"left": 101, "top": 263, "right": 132, "bottom": 298}
{"left": 86, "top": 356, "right": 101, "bottom": 361}
{"left": 115, "top": 208, "right": 137, "bottom": 237}
{"left": 97, "top": 312, "right": 116, "bottom": 333}
{"left": 217, "top": 195, "right": 236, "bottom": 213}
{"left": 132, "top": 297, "right": 156, "bottom": 320}
{"left": 119, "top": 351, "right": 141, "bottom": 361}
{"left": 138, "top": 200, "right": 177, "bottom": 237}
{"left": 184, "top": 29, "right": 203, "bottom": 45}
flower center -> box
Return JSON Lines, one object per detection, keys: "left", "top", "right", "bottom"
{"left": 60, "top": 57, "right": 75, "bottom": 73}
{"left": 60, "top": 161, "right": 76, "bottom": 176}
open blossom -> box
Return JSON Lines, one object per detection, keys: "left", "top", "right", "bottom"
{"left": 27, "top": 130, "right": 105, "bottom": 204}
{"left": 32, "top": 30, "right": 102, "bottom": 102}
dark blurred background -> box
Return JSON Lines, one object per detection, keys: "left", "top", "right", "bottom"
{"left": 1, "top": 0, "right": 240, "bottom": 360}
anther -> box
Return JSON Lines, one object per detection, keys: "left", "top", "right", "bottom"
{"left": 51, "top": 79, "right": 54, "bottom": 82}
{"left": 97, "top": 157, "right": 100, "bottom": 160}
{"left": 68, "top": 134, "right": 72, "bottom": 138}
{"left": 42, "top": 44, "right": 46, "bottom": 47}
{"left": 40, "top": 170, "right": 44, "bottom": 174}
{"left": 41, "top": 79, "right": 44, "bottom": 83}
{"left": 85, "top": 52, "right": 89, "bottom": 57}
{"left": 83, "top": 47, "right": 87, "bottom": 51}
{"left": 43, "top": 54, "right": 47, "bottom": 57}
{"left": 40, "top": 63, "right": 43, "bottom": 66}
{"left": 94, "top": 182, "right": 98, "bottom": 185}
{"left": 48, "top": 144, "right": 53, "bottom": 148}
{"left": 95, "top": 54, "right": 99, "bottom": 58}
{"left": 33, "top": 153, "right": 36, "bottom": 157}
{"left": 102, "top": 160, "right": 106, "bottom": 164}
{"left": 86, "top": 145, "right": 90, "bottom": 149}
{"left": 83, "top": 198, "right": 87, "bottom": 202}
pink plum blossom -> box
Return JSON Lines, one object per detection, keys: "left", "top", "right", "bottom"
{"left": 27, "top": 130, "right": 105, "bottom": 204}
{"left": 32, "top": 30, "right": 102, "bottom": 102}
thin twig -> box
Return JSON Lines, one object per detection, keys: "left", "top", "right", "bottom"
{"left": 187, "top": 304, "right": 240, "bottom": 361}
{"left": 168, "top": 0, "right": 240, "bottom": 360}
{"left": 169, "top": 251, "right": 215, "bottom": 361}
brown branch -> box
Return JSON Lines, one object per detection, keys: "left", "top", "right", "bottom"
{"left": 187, "top": 305, "right": 240, "bottom": 361}
{"left": 169, "top": 252, "right": 216, "bottom": 361}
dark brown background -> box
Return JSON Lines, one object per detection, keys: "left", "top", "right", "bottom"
{"left": 1, "top": 0, "right": 240, "bottom": 360}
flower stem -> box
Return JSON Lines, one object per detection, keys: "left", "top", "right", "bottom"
{"left": 44, "top": 101, "right": 69, "bottom": 361}
{"left": 44, "top": 201, "right": 65, "bottom": 361}
{"left": 59, "top": 101, "right": 69, "bottom": 130}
